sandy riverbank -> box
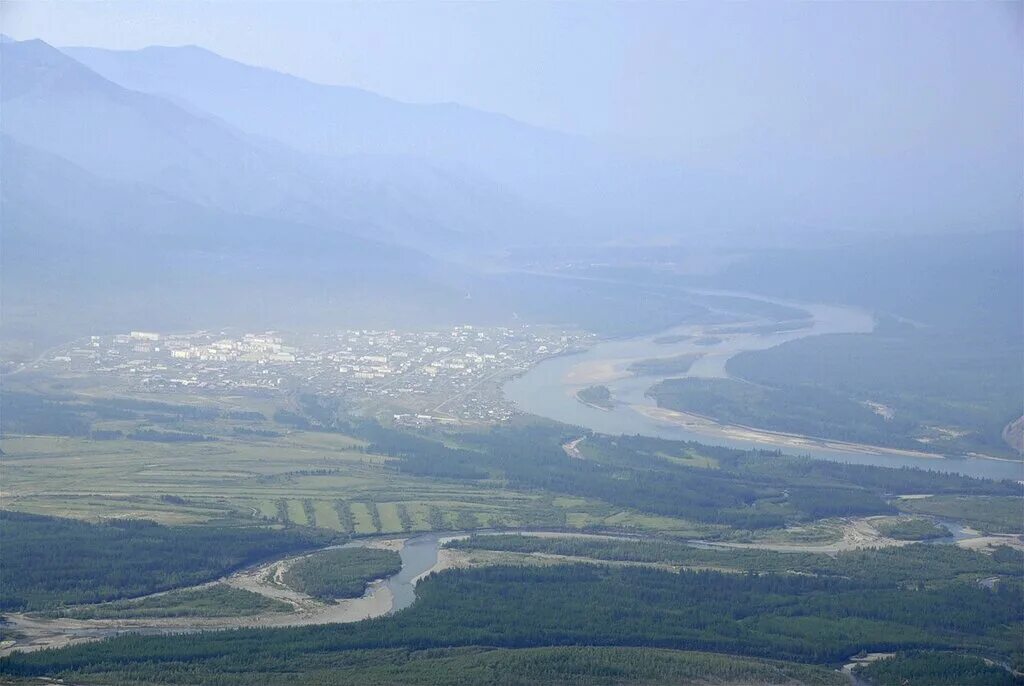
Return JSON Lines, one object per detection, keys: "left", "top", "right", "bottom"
{"left": 564, "top": 360, "right": 630, "bottom": 385}
{"left": 689, "top": 518, "right": 910, "bottom": 554}
{"left": 0, "top": 582, "right": 398, "bottom": 658}
{"left": 689, "top": 517, "right": 1024, "bottom": 555}
{"left": 955, "top": 534, "right": 1024, "bottom": 553}
{"left": 633, "top": 405, "right": 945, "bottom": 460}
{"left": 1, "top": 540, "right": 408, "bottom": 657}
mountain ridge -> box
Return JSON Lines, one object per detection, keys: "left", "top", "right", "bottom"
{"left": 4, "top": 38, "right": 565, "bottom": 254}
{"left": 62, "top": 42, "right": 747, "bottom": 243}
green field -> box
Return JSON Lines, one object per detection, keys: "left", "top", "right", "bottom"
{"left": 2, "top": 385, "right": 1022, "bottom": 685}
{"left": 0, "top": 406, "right": 702, "bottom": 538}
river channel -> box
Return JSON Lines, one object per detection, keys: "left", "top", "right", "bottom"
{"left": 6, "top": 520, "right": 1012, "bottom": 658}
{"left": 504, "top": 291, "right": 1023, "bottom": 481}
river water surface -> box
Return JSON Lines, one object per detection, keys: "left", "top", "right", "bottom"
{"left": 380, "top": 533, "right": 444, "bottom": 612}
{"left": 505, "top": 291, "right": 1023, "bottom": 481}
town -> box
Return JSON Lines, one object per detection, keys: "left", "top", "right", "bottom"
{"left": 28, "top": 326, "right": 591, "bottom": 423}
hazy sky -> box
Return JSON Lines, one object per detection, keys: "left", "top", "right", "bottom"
{"left": 3, "top": 1, "right": 1021, "bottom": 230}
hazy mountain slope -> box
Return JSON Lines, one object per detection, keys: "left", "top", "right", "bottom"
{"left": 0, "top": 135, "right": 478, "bottom": 336}
{"left": 65, "top": 44, "right": 752, "bottom": 242}
{"left": 1, "top": 39, "right": 559, "bottom": 254}
{"left": 0, "top": 40, "right": 323, "bottom": 218}
{"left": 1, "top": 132, "right": 726, "bottom": 340}
{"left": 64, "top": 44, "right": 591, "bottom": 170}
{"left": 68, "top": 43, "right": 1022, "bottom": 248}
{"left": 0, "top": 42, "right": 714, "bottom": 340}
{"left": 0, "top": 135, "right": 421, "bottom": 264}
{"left": 310, "top": 151, "right": 566, "bottom": 252}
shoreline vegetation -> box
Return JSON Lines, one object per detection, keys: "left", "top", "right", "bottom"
{"left": 2, "top": 23, "right": 1021, "bottom": 686}
{"left": 575, "top": 385, "right": 613, "bottom": 411}
{"left": 0, "top": 511, "right": 337, "bottom": 613}
{"left": 632, "top": 404, "right": 950, "bottom": 460}
{"left": 281, "top": 547, "right": 402, "bottom": 601}
{"left": 627, "top": 353, "right": 703, "bottom": 377}
{"left": 37, "top": 585, "right": 292, "bottom": 620}
{"left": 4, "top": 555, "right": 1020, "bottom": 685}
{"left": 517, "top": 287, "right": 1021, "bottom": 466}
{"left": 644, "top": 375, "right": 959, "bottom": 458}
{"left": 2, "top": 343, "right": 1020, "bottom": 677}
{"left": 869, "top": 517, "right": 951, "bottom": 541}
{"left": 0, "top": 537, "right": 419, "bottom": 657}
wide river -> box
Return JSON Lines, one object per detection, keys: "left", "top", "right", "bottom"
{"left": 505, "top": 291, "right": 1023, "bottom": 481}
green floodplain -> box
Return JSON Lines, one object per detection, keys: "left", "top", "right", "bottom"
{"left": 1, "top": 383, "right": 1022, "bottom": 685}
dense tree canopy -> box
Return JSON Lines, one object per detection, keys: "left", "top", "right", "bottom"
{"left": 0, "top": 511, "right": 335, "bottom": 611}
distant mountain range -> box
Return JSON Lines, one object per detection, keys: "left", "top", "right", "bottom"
{"left": 0, "top": 36, "right": 746, "bottom": 340}
{"left": 0, "top": 39, "right": 487, "bottom": 337}
{"left": 61, "top": 43, "right": 718, "bottom": 245}
{"left": 3, "top": 39, "right": 557, "bottom": 253}
{"left": 3, "top": 37, "right": 1019, "bottom": 345}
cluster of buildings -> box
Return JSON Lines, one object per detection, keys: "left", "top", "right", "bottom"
{"left": 35, "top": 325, "right": 589, "bottom": 423}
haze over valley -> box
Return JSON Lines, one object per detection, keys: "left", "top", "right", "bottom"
{"left": 1, "top": 4, "right": 1021, "bottom": 685}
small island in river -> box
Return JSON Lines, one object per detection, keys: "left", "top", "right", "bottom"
{"left": 653, "top": 333, "right": 693, "bottom": 345}
{"left": 628, "top": 353, "right": 703, "bottom": 377}
{"left": 576, "top": 385, "right": 614, "bottom": 410}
